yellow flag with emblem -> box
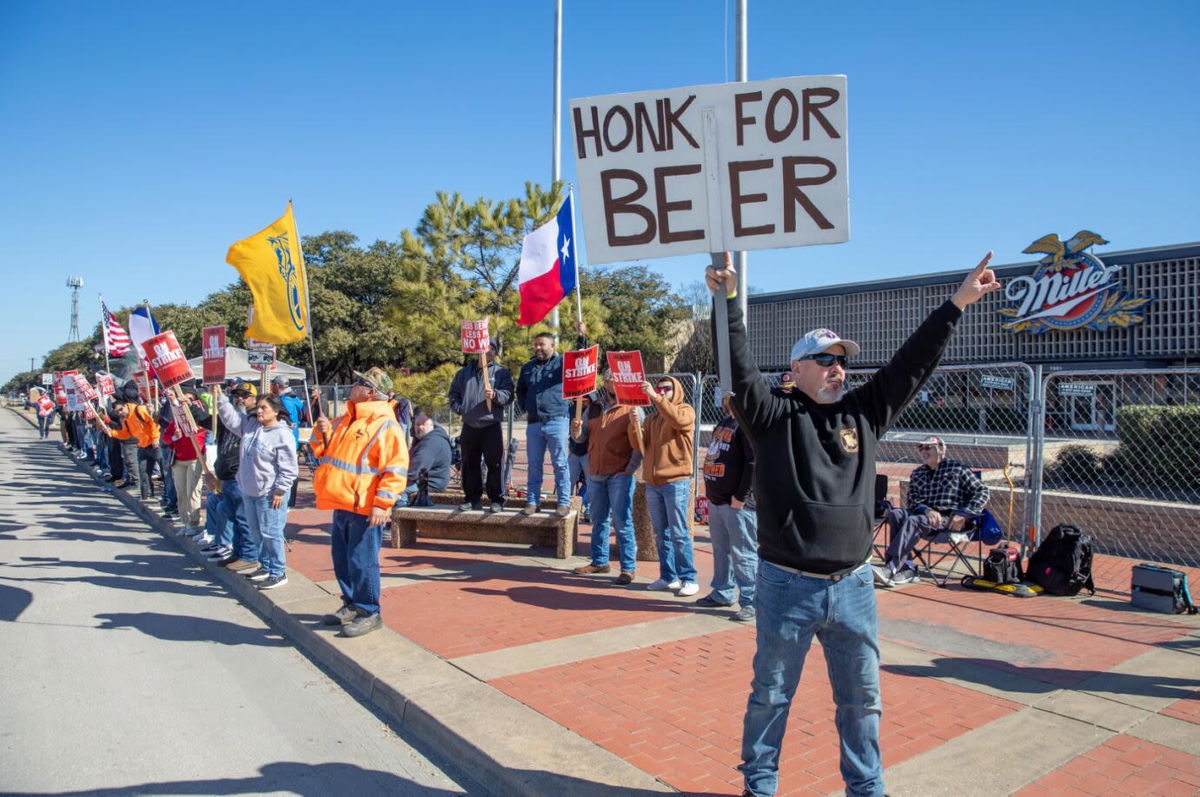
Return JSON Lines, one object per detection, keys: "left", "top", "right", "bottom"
{"left": 225, "top": 202, "right": 309, "bottom": 344}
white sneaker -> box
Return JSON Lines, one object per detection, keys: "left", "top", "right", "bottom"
{"left": 646, "top": 578, "right": 683, "bottom": 591}
{"left": 677, "top": 582, "right": 700, "bottom": 597}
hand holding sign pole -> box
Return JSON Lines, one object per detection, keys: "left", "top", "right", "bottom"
{"left": 141, "top": 331, "right": 214, "bottom": 480}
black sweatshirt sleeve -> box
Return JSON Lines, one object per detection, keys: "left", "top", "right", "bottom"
{"left": 711, "top": 297, "right": 787, "bottom": 437}
{"left": 735, "top": 426, "right": 754, "bottom": 501}
{"left": 854, "top": 300, "right": 962, "bottom": 437}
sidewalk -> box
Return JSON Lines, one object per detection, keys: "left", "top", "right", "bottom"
{"left": 25, "top": 406, "right": 1200, "bottom": 796}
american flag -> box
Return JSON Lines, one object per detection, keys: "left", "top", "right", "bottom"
{"left": 102, "top": 301, "right": 132, "bottom": 357}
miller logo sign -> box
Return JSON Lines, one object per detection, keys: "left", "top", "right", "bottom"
{"left": 998, "top": 230, "right": 1152, "bottom": 334}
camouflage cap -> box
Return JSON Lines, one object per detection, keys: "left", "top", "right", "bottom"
{"left": 353, "top": 367, "right": 393, "bottom": 395}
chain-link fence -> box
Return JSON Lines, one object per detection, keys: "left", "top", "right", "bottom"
{"left": 1035, "top": 368, "right": 1200, "bottom": 568}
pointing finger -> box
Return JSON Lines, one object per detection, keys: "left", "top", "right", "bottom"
{"left": 973, "top": 251, "right": 994, "bottom": 275}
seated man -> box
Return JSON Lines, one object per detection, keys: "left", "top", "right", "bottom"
{"left": 873, "top": 435, "right": 989, "bottom": 586}
{"left": 404, "top": 411, "right": 452, "bottom": 506}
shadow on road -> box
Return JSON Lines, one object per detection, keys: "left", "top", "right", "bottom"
{"left": 2, "top": 759, "right": 673, "bottom": 796}
{"left": 0, "top": 582, "right": 32, "bottom": 621}
{"left": 93, "top": 611, "right": 288, "bottom": 647}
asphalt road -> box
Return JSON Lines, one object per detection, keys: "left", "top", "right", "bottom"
{"left": 0, "top": 409, "right": 475, "bottom": 796}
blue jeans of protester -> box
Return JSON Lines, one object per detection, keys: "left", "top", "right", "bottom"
{"left": 586, "top": 472, "right": 637, "bottom": 573}
{"left": 38, "top": 413, "right": 53, "bottom": 438}
{"left": 708, "top": 502, "right": 758, "bottom": 608}
{"left": 740, "top": 561, "right": 883, "bottom": 797}
{"left": 330, "top": 509, "right": 384, "bottom": 615}
{"left": 525, "top": 417, "right": 571, "bottom": 507}
{"left": 205, "top": 489, "right": 230, "bottom": 547}
{"left": 221, "top": 479, "right": 256, "bottom": 563}
{"left": 646, "top": 478, "right": 697, "bottom": 584}
{"left": 242, "top": 494, "right": 288, "bottom": 578}
{"left": 161, "top": 444, "right": 177, "bottom": 510}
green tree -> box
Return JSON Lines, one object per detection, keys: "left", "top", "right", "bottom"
{"left": 580, "top": 265, "right": 687, "bottom": 358}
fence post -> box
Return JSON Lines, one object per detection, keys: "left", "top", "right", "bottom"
{"left": 1028, "top": 364, "right": 1047, "bottom": 552}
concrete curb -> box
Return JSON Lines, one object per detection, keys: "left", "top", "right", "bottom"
{"left": 23, "top": 409, "right": 674, "bottom": 796}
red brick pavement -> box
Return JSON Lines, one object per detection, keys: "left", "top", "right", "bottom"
{"left": 1015, "top": 735, "right": 1200, "bottom": 796}
{"left": 491, "top": 627, "right": 1022, "bottom": 796}
{"left": 1162, "top": 690, "right": 1200, "bottom": 727}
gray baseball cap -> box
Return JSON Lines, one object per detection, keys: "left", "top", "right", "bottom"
{"left": 789, "top": 328, "right": 861, "bottom": 363}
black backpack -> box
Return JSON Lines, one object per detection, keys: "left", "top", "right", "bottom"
{"left": 983, "top": 543, "right": 1023, "bottom": 585}
{"left": 1028, "top": 524, "right": 1095, "bottom": 596}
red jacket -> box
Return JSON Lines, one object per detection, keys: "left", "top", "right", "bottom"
{"left": 164, "top": 421, "right": 206, "bottom": 462}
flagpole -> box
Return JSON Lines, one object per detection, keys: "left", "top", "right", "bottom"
{"left": 549, "top": 0, "right": 563, "bottom": 337}
{"left": 569, "top": 186, "right": 583, "bottom": 328}
{"left": 291, "top": 200, "right": 324, "bottom": 423}
{"left": 142, "top": 300, "right": 158, "bottom": 407}
{"left": 98, "top": 294, "right": 111, "bottom": 375}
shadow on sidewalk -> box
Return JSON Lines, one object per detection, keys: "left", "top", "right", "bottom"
{"left": 1, "top": 573, "right": 224, "bottom": 599}
{"left": 891, "top": 656, "right": 1200, "bottom": 699}
{"left": 93, "top": 611, "right": 288, "bottom": 647}
{"left": 3, "top": 760, "right": 465, "bottom": 796}
{"left": 462, "top": 584, "right": 689, "bottom": 614}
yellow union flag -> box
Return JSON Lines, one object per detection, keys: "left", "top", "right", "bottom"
{"left": 226, "top": 202, "right": 309, "bottom": 344}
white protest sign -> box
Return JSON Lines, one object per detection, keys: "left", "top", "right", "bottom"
{"left": 570, "top": 75, "right": 848, "bottom": 264}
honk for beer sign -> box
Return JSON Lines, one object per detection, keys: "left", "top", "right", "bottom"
{"left": 998, "top": 230, "right": 1152, "bottom": 335}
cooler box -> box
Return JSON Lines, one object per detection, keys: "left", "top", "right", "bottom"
{"left": 1130, "top": 563, "right": 1188, "bottom": 614}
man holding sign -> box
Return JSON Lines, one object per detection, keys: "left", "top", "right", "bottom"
{"left": 707, "top": 253, "right": 1000, "bottom": 797}
{"left": 449, "top": 337, "right": 514, "bottom": 512}
{"left": 516, "top": 332, "right": 574, "bottom": 517}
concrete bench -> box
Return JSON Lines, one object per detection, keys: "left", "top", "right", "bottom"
{"left": 390, "top": 499, "right": 581, "bottom": 559}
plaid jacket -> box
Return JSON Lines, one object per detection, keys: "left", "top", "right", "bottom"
{"left": 907, "top": 458, "right": 989, "bottom": 514}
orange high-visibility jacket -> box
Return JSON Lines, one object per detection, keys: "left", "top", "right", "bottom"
{"left": 112, "top": 404, "right": 160, "bottom": 448}
{"left": 310, "top": 399, "right": 409, "bottom": 515}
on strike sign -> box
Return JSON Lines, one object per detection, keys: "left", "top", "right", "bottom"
{"left": 141, "top": 332, "right": 194, "bottom": 389}
{"left": 571, "top": 75, "right": 848, "bottom": 264}
{"left": 605, "top": 350, "right": 649, "bottom": 406}
{"left": 202, "top": 326, "right": 227, "bottom": 385}
{"left": 562, "top": 345, "right": 599, "bottom": 399}
{"left": 461, "top": 320, "right": 489, "bottom": 354}
{"left": 97, "top": 373, "right": 115, "bottom": 396}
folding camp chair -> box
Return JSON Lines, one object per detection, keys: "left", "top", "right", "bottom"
{"left": 870, "top": 474, "right": 891, "bottom": 562}
{"left": 911, "top": 482, "right": 1000, "bottom": 588}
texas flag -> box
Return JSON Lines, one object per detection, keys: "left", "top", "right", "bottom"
{"left": 517, "top": 195, "right": 577, "bottom": 327}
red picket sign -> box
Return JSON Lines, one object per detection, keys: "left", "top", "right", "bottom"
{"left": 96, "top": 373, "right": 115, "bottom": 396}
{"left": 604, "top": 350, "right": 649, "bottom": 406}
{"left": 83, "top": 402, "right": 97, "bottom": 421}
{"left": 37, "top": 394, "right": 55, "bottom": 413}
{"left": 562, "top": 345, "right": 599, "bottom": 399}
{"left": 460, "top": 320, "right": 489, "bottom": 354}
{"left": 201, "top": 326, "right": 227, "bottom": 385}
{"left": 140, "top": 332, "right": 194, "bottom": 389}
{"left": 170, "top": 399, "right": 198, "bottom": 438}
{"left": 72, "top": 373, "right": 99, "bottom": 403}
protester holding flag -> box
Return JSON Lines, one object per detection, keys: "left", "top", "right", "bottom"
{"left": 216, "top": 389, "right": 298, "bottom": 591}
{"left": 311, "top": 367, "right": 409, "bottom": 638}
{"left": 449, "top": 341, "right": 514, "bottom": 512}
{"left": 570, "top": 374, "right": 642, "bottom": 585}
{"left": 639, "top": 375, "right": 699, "bottom": 596}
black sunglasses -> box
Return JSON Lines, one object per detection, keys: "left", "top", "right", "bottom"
{"left": 353, "top": 378, "right": 373, "bottom": 389}
{"left": 802, "top": 353, "right": 848, "bottom": 367}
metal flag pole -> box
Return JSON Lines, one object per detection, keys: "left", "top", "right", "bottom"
{"left": 142, "top": 301, "right": 158, "bottom": 407}
{"left": 734, "top": 0, "right": 749, "bottom": 326}
{"left": 569, "top": 186, "right": 583, "bottom": 328}
{"left": 549, "top": 0, "right": 563, "bottom": 337}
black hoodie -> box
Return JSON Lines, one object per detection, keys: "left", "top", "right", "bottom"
{"left": 716, "top": 297, "right": 960, "bottom": 574}
{"left": 408, "top": 424, "right": 452, "bottom": 494}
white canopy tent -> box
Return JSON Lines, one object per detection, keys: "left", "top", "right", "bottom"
{"left": 186, "top": 346, "right": 306, "bottom": 382}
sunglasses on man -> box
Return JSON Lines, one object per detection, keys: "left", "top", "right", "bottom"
{"left": 801, "top": 353, "right": 849, "bottom": 368}
{"left": 353, "top": 378, "right": 375, "bottom": 389}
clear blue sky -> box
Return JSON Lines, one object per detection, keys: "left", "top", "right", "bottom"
{"left": 2, "top": 0, "right": 1197, "bottom": 380}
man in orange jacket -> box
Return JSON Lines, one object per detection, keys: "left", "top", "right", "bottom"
{"left": 311, "top": 367, "right": 409, "bottom": 638}
{"left": 99, "top": 392, "right": 160, "bottom": 500}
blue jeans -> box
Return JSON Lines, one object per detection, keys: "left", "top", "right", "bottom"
{"left": 526, "top": 417, "right": 570, "bottom": 507}
{"left": 242, "top": 494, "right": 288, "bottom": 578}
{"left": 646, "top": 478, "right": 696, "bottom": 584}
{"left": 38, "top": 414, "right": 53, "bottom": 438}
{"left": 330, "top": 509, "right": 384, "bottom": 615}
{"left": 161, "top": 443, "right": 177, "bottom": 510}
{"left": 586, "top": 472, "right": 637, "bottom": 573}
{"left": 205, "top": 489, "right": 230, "bottom": 546}
{"left": 740, "top": 562, "right": 883, "bottom": 797}
{"left": 221, "top": 479, "right": 256, "bottom": 562}
{"left": 708, "top": 502, "right": 758, "bottom": 607}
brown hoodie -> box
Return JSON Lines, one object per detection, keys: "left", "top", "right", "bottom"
{"left": 641, "top": 375, "right": 695, "bottom": 486}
